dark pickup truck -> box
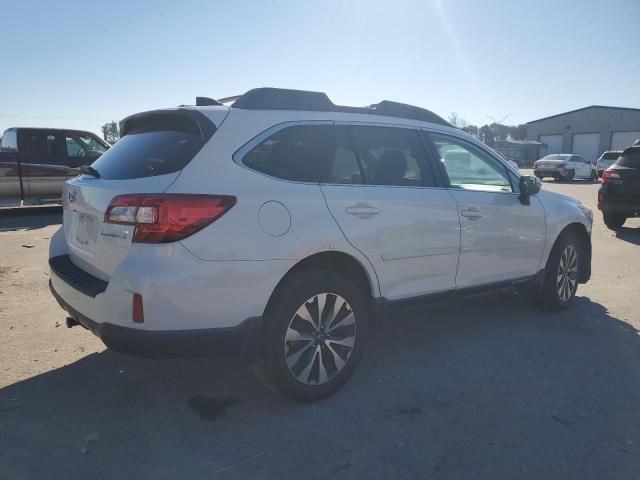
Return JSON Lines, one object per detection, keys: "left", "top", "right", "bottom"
{"left": 0, "top": 127, "right": 109, "bottom": 207}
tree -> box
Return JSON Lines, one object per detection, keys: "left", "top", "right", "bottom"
{"left": 462, "top": 124, "right": 479, "bottom": 138}
{"left": 101, "top": 121, "right": 120, "bottom": 144}
{"left": 447, "top": 112, "right": 468, "bottom": 129}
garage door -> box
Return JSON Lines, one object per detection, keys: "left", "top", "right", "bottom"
{"left": 572, "top": 133, "right": 600, "bottom": 163}
{"left": 539, "top": 134, "right": 563, "bottom": 157}
{"left": 611, "top": 131, "right": 640, "bottom": 150}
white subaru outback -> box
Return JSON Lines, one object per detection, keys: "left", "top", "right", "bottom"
{"left": 49, "top": 88, "right": 592, "bottom": 402}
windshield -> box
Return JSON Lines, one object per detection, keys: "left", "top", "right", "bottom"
{"left": 601, "top": 152, "right": 621, "bottom": 160}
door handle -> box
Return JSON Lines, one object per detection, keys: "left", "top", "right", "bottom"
{"left": 346, "top": 203, "right": 379, "bottom": 218}
{"left": 460, "top": 207, "right": 483, "bottom": 219}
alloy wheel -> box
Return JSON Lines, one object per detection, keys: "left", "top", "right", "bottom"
{"left": 557, "top": 245, "right": 578, "bottom": 303}
{"left": 283, "top": 293, "right": 356, "bottom": 385}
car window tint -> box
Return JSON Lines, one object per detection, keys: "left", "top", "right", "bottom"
{"left": 348, "top": 126, "right": 433, "bottom": 187}
{"left": 616, "top": 149, "right": 640, "bottom": 168}
{"left": 242, "top": 125, "right": 333, "bottom": 182}
{"left": 23, "top": 131, "right": 65, "bottom": 165}
{"left": 430, "top": 133, "right": 512, "bottom": 193}
{"left": 324, "top": 127, "right": 363, "bottom": 184}
{"left": 90, "top": 130, "right": 203, "bottom": 179}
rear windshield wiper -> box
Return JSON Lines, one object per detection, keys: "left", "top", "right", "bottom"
{"left": 79, "top": 165, "right": 101, "bottom": 178}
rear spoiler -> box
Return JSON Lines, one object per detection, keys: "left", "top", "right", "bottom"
{"left": 119, "top": 109, "right": 216, "bottom": 141}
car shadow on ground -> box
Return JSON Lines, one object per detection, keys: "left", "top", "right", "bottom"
{"left": 614, "top": 226, "right": 640, "bottom": 245}
{"left": 1, "top": 291, "right": 640, "bottom": 480}
{"left": 0, "top": 206, "right": 62, "bottom": 232}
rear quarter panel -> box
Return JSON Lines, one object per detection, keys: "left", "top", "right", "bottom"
{"left": 168, "top": 109, "right": 382, "bottom": 297}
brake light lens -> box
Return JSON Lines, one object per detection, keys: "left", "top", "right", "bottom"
{"left": 132, "top": 293, "right": 144, "bottom": 323}
{"left": 105, "top": 194, "right": 236, "bottom": 243}
{"left": 601, "top": 168, "right": 620, "bottom": 184}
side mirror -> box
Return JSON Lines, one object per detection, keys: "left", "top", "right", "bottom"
{"left": 519, "top": 175, "right": 541, "bottom": 205}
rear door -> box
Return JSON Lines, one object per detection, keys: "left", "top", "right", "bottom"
{"left": 18, "top": 129, "right": 68, "bottom": 201}
{"left": 321, "top": 125, "right": 460, "bottom": 301}
{"left": 62, "top": 110, "right": 215, "bottom": 281}
{"left": 424, "top": 132, "right": 546, "bottom": 288}
{"left": 571, "top": 155, "right": 590, "bottom": 178}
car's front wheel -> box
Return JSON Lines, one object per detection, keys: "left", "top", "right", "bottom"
{"left": 534, "top": 232, "right": 582, "bottom": 310}
{"left": 603, "top": 213, "right": 626, "bottom": 229}
{"left": 263, "top": 269, "right": 368, "bottom": 402}
{"left": 562, "top": 169, "right": 575, "bottom": 181}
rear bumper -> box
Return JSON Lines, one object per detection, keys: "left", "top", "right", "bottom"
{"left": 598, "top": 202, "right": 640, "bottom": 215}
{"left": 49, "top": 280, "right": 262, "bottom": 359}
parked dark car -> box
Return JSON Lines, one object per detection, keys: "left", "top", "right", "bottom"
{"left": 0, "top": 127, "right": 109, "bottom": 207}
{"left": 598, "top": 145, "right": 640, "bottom": 229}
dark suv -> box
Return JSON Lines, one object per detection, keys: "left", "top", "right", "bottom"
{"left": 598, "top": 145, "right": 640, "bottom": 229}
{"left": 0, "top": 127, "right": 109, "bottom": 207}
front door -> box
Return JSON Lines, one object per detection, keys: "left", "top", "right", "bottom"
{"left": 321, "top": 125, "right": 460, "bottom": 301}
{"left": 425, "top": 132, "right": 546, "bottom": 288}
{"left": 19, "top": 129, "right": 68, "bottom": 202}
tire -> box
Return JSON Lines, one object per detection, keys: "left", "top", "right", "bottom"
{"left": 535, "top": 174, "right": 543, "bottom": 180}
{"left": 262, "top": 269, "right": 369, "bottom": 403}
{"left": 563, "top": 169, "right": 575, "bottom": 182}
{"left": 603, "top": 213, "right": 626, "bottom": 229}
{"left": 533, "top": 232, "right": 582, "bottom": 311}
{"left": 589, "top": 169, "right": 598, "bottom": 181}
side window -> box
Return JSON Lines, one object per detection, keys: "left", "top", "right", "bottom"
{"left": 429, "top": 133, "right": 512, "bottom": 193}
{"left": 348, "top": 126, "right": 434, "bottom": 187}
{"left": 242, "top": 125, "right": 333, "bottom": 182}
{"left": 23, "top": 131, "right": 65, "bottom": 165}
{"left": 66, "top": 137, "right": 85, "bottom": 157}
{"left": 325, "top": 127, "right": 363, "bottom": 184}
{"left": 1, "top": 130, "right": 18, "bottom": 152}
{"left": 65, "top": 134, "right": 108, "bottom": 160}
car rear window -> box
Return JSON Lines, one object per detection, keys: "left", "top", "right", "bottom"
{"left": 544, "top": 155, "right": 568, "bottom": 160}
{"left": 89, "top": 112, "right": 213, "bottom": 180}
{"left": 602, "top": 152, "right": 621, "bottom": 160}
{"left": 616, "top": 149, "right": 640, "bottom": 168}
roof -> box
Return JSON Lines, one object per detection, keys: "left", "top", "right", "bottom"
{"left": 527, "top": 105, "right": 640, "bottom": 124}
{"left": 212, "top": 88, "right": 451, "bottom": 127}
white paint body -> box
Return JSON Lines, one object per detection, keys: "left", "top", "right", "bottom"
{"left": 534, "top": 154, "right": 596, "bottom": 180}
{"left": 49, "top": 105, "right": 593, "bottom": 333}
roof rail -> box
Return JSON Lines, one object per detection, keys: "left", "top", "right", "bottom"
{"left": 230, "top": 88, "right": 451, "bottom": 126}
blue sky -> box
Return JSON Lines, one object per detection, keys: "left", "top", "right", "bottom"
{"left": 1, "top": 0, "right": 639, "bottom": 136}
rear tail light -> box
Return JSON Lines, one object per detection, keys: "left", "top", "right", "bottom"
{"left": 601, "top": 169, "right": 620, "bottom": 184}
{"left": 105, "top": 194, "right": 236, "bottom": 243}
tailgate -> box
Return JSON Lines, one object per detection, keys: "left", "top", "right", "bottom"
{"left": 61, "top": 108, "right": 217, "bottom": 281}
{"left": 63, "top": 174, "right": 180, "bottom": 280}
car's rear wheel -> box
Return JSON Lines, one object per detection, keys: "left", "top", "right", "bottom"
{"left": 562, "top": 169, "right": 575, "bottom": 181}
{"left": 603, "top": 213, "right": 626, "bottom": 229}
{"left": 589, "top": 169, "right": 598, "bottom": 181}
{"left": 262, "top": 269, "right": 368, "bottom": 402}
{"left": 533, "top": 232, "right": 582, "bottom": 310}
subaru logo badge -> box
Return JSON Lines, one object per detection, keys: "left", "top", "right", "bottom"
{"left": 68, "top": 189, "right": 77, "bottom": 203}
